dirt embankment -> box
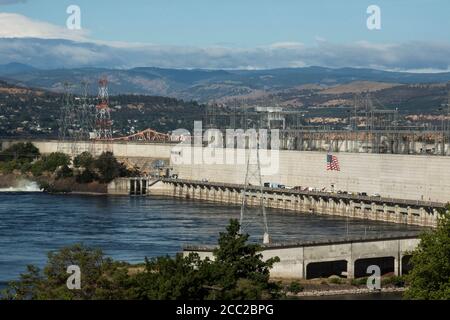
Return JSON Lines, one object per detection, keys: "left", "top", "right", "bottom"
{"left": 0, "top": 173, "right": 107, "bottom": 194}
{"left": 48, "top": 178, "right": 108, "bottom": 194}
{"left": 0, "top": 173, "right": 32, "bottom": 188}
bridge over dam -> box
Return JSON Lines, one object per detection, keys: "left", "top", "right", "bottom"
{"left": 183, "top": 234, "right": 421, "bottom": 279}
{"left": 107, "top": 177, "right": 445, "bottom": 227}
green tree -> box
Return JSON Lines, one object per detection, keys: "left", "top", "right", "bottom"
{"left": 206, "top": 219, "right": 281, "bottom": 300}
{"left": 2, "top": 244, "right": 134, "bottom": 300}
{"left": 0, "top": 142, "right": 40, "bottom": 163}
{"left": 94, "top": 152, "right": 128, "bottom": 183}
{"left": 75, "top": 168, "right": 98, "bottom": 184}
{"left": 133, "top": 254, "right": 209, "bottom": 300}
{"left": 404, "top": 208, "right": 450, "bottom": 300}
{"left": 134, "top": 219, "right": 281, "bottom": 300}
{"left": 73, "top": 152, "right": 94, "bottom": 169}
{"left": 0, "top": 142, "right": 40, "bottom": 174}
{"left": 30, "top": 160, "right": 45, "bottom": 177}
{"left": 2, "top": 221, "right": 281, "bottom": 300}
{"left": 29, "top": 153, "right": 71, "bottom": 177}
{"left": 0, "top": 160, "right": 21, "bottom": 173}
{"left": 41, "top": 152, "right": 71, "bottom": 173}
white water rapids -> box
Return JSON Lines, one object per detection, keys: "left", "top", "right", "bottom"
{"left": 0, "top": 180, "right": 42, "bottom": 192}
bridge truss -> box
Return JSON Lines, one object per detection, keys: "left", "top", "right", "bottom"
{"left": 112, "top": 128, "right": 172, "bottom": 142}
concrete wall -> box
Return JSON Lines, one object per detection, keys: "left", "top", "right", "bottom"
{"left": 3, "top": 139, "right": 449, "bottom": 203}
{"left": 173, "top": 147, "right": 450, "bottom": 203}
{"left": 27, "top": 140, "right": 175, "bottom": 159}
{"left": 184, "top": 237, "right": 420, "bottom": 279}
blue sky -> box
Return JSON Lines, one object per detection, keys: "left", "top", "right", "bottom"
{"left": 0, "top": 0, "right": 450, "bottom": 70}
{"left": 2, "top": 0, "right": 449, "bottom": 46}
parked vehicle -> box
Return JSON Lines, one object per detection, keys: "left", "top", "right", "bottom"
{"left": 372, "top": 193, "right": 381, "bottom": 198}
{"left": 264, "top": 182, "right": 285, "bottom": 189}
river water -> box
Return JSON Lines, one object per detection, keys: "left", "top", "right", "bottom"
{"left": 0, "top": 192, "right": 424, "bottom": 290}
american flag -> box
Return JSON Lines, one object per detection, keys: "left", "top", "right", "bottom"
{"left": 327, "top": 153, "right": 340, "bottom": 171}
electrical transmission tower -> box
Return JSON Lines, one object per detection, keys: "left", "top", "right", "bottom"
{"left": 240, "top": 134, "right": 270, "bottom": 244}
{"left": 58, "top": 82, "right": 76, "bottom": 155}
{"left": 74, "top": 81, "right": 95, "bottom": 154}
{"left": 94, "top": 78, "right": 113, "bottom": 153}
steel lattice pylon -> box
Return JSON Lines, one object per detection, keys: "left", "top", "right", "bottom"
{"left": 240, "top": 133, "right": 270, "bottom": 244}
{"left": 94, "top": 78, "right": 113, "bottom": 154}
{"left": 57, "top": 82, "right": 76, "bottom": 155}
{"left": 74, "top": 81, "right": 96, "bottom": 154}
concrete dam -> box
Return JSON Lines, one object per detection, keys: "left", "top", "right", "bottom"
{"left": 1, "top": 139, "right": 448, "bottom": 227}
{"left": 8, "top": 139, "right": 449, "bottom": 204}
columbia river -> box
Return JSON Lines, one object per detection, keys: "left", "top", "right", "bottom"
{"left": 0, "top": 192, "right": 425, "bottom": 289}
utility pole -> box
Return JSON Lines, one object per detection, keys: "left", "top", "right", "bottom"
{"left": 240, "top": 132, "right": 270, "bottom": 244}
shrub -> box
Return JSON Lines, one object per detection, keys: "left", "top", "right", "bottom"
{"left": 351, "top": 277, "right": 368, "bottom": 286}
{"left": 30, "top": 160, "right": 45, "bottom": 177}
{"left": 287, "top": 281, "right": 304, "bottom": 294}
{"left": 329, "top": 276, "right": 343, "bottom": 285}
{"left": 0, "top": 160, "right": 20, "bottom": 174}
{"left": 76, "top": 169, "right": 98, "bottom": 184}
{"left": 56, "top": 165, "right": 74, "bottom": 180}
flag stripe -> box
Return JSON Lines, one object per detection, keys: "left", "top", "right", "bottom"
{"left": 327, "top": 154, "right": 340, "bottom": 171}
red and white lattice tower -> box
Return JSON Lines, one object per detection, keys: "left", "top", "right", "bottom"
{"left": 94, "top": 78, "right": 113, "bottom": 152}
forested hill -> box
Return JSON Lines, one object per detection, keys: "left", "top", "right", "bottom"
{"left": 0, "top": 81, "right": 204, "bottom": 138}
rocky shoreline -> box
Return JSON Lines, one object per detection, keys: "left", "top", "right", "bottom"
{"left": 289, "top": 287, "right": 405, "bottom": 298}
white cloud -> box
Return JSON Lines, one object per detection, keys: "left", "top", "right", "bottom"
{"left": 269, "top": 42, "right": 304, "bottom": 49}
{"left": 0, "top": 13, "right": 88, "bottom": 41}
{"left": 0, "top": 14, "right": 450, "bottom": 72}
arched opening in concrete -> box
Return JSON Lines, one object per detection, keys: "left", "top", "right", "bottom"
{"left": 306, "top": 260, "right": 347, "bottom": 280}
{"left": 402, "top": 255, "right": 413, "bottom": 275}
{"left": 354, "top": 257, "right": 395, "bottom": 278}
{"left": 130, "top": 180, "right": 135, "bottom": 195}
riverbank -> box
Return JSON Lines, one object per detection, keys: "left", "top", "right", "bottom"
{"left": 280, "top": 277, "right": 406, "bottom": 299}
{"left": 0, "top": 173, "right": 107, "bottom": 194}
{"left": 290, "top": 287, "right": 405, "bottom": 298}
{"left": 0, "top": 173, "right": 32, "bottom": 189}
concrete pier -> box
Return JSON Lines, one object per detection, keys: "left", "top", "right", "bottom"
{"left": 148, "top": 178, "right": 445, "bottom": 228}
{"left": 184, "top": 234, "right": 421, "bottom": 279}
{"left": 108, "top": 177, "right": 157, "bottom": 196}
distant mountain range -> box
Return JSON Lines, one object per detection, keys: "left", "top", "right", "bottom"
{"left": 1, "top": 63, "right": 450, "bottom": 103}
